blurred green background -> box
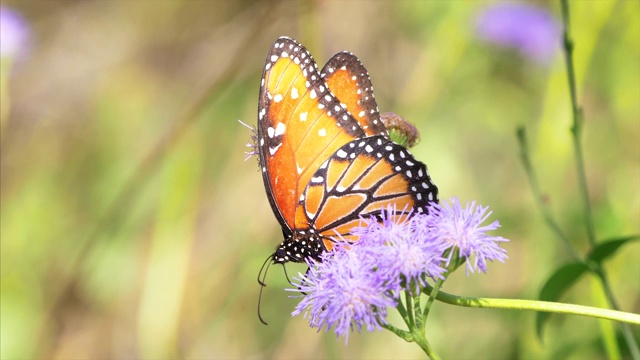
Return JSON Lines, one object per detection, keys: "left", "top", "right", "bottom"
{"left": 1, "top": 1, "right": 638, "bottom": 359}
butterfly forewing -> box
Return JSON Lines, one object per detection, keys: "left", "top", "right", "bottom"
{"left": 296, "top": 135, "right": 438, "bottom": 251}
{"left": 258, "top": 37, "right": 367, "bottom": 231}
{"left": 321, "top": 52, "right": 388, "bottom": 137}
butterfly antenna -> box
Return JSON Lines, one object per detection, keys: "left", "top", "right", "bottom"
{"left": 258, "top": 254, "right": 273, "bottom": 286}
{"left": 257, "top": 283, "right": 269, "bottom": 325}
{"left": 257, "top": 254, "right": 274, "bottom": 325}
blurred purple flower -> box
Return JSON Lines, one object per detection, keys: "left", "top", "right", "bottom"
{"left": 475, "top": 3, "right": 560, "bottom": 63}
{"left": 1, "top": 6, "right": 30, "bottom": 58}
{"left": 426, "top": 198, "right": 509, "bottom": 274}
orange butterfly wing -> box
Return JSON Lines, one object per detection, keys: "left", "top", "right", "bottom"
{"left": 257, "top": 37, "right": 367, "bottom": 233}
{"left": 321, "top": 52, "right": 388, "bottom": 137}
{"left": 298, "top": 135, "right": 438, "bottom": 251}
{"left": 257, "top": 37, "right": 439, "bottom": 264}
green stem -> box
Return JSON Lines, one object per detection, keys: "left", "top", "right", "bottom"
{"left": 410, "top": 329, "right": 441, "bottom": 360}
{"left": 423, "top": 253, "right": 460, "bottom": 321}
{"left": 560, "top": 1, "right": 640, "bottom": 358}
{"left": 385, "top": 296, "right": 440, "bottom": 359}
{"left": 596, "top": 269, "right": 640, "bottom": 359}
{"left": 413, "top": 287, "right": 424, "bottom": 332}
{"left": 560, "top": 0, "right": 596, "bottom": 247}
{"left": 394, "top": 294, "right": 410, "bottom": 325}
{"left": 428, "top": 289, "right": 640, "bottom": 325}
{"left": 380, "top": 322, "right": 412, "bottom": 342}
{"left": 516, "top": 127, "right": 582, "bottom": 262}
{"left": 423, "top": 278, "right": 446, "bottom": 323}
{"left": 405, "top": 291, "right": 416, "bottom": 328}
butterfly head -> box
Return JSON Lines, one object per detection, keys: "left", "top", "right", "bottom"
{"left": 273, "top": 230, "right": 325, "bottom": 264}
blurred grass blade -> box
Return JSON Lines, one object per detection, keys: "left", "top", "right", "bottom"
{"left": 536, "top": 262, "right": 590, "bottom": 340}
{"left": 587, "top": 236, "right": 640, "bottom": 264}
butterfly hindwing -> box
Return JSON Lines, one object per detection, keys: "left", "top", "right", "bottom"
{"left": 258, "top": 37, "right": 367, "bottom": 232}
{"left": 321, "top": 52, "right": 388, "bottom": 137}
{"left": 296, "top": 135, "right": 438, "bottom": 251}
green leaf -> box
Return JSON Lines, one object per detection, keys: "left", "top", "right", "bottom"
{"left": 536, "top": 262, "right": 590, "bottom": 340}
{"left": 588, "top": 235, "right": 640, "bottom": 264}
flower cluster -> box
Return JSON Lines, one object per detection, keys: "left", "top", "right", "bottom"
{"left": 288, "top": 197, "right": 509, "bottom": 342}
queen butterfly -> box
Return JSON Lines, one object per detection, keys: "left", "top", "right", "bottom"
{"left": 256, "top": 36, "right": 438, "bottom": 265}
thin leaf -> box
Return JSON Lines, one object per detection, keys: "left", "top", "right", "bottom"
{"left": 536, "top": 262, "right": 589, "bottom": 340}
{"left": 588, "top": 235, "right": 640, "bottom": 264}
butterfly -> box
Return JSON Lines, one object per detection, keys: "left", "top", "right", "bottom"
{"left": 256, "top": 36, "right": 438, "bottom": 265}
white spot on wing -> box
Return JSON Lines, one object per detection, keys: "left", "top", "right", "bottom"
{"left": 269, "top": 143, "right": 282, "bottom": 155}
{"left": 275, "top": 122, "right": 286, "bottom": 136}
{"left": 300, "top": 112, "right": 308, "bottom": 121}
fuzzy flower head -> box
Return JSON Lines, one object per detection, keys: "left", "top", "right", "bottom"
{"left": 288, "top": 243, "right": 396, "bottom": 344}
{"left": 352, "top": 208, "right": 448, "bottom": 293}
{"left": 426, "top": 197, "right": 509, "bottom": 274}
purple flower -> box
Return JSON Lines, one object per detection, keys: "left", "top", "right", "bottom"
{"left": 426, "top": 198, "right": 509, "bottom": 274}
{"left": 475, "top": 3, "right": 560, "bottom": 64}
{"left": 0, "top": 7, "right": 30, "bottom": 59}
{"left": 352, "top": 209, "right": 448, "bottom": 293}
{"left": 289, "top": 244, "right": 396, "bottom": 344}
{"left": 288, "top": 200, "right": 508, "bottom": 341}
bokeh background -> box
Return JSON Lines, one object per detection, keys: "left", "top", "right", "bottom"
{"left": 1, "top": 1, "right": 638, "bottom": 359}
